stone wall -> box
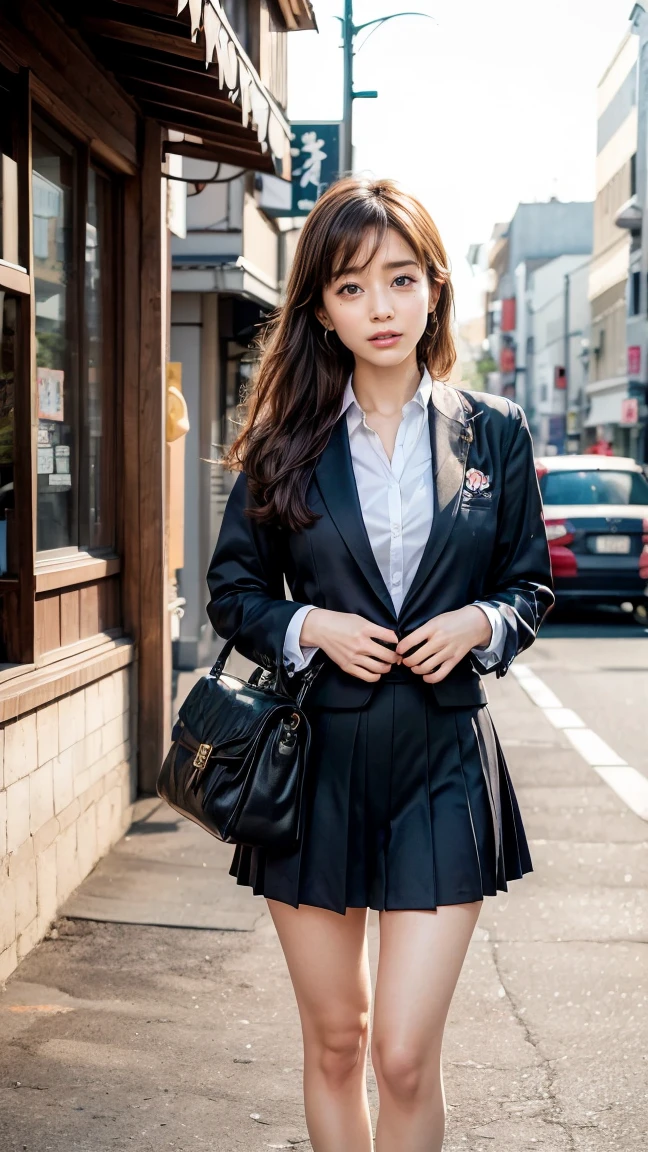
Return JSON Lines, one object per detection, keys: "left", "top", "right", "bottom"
{"left": 0, "top": 666, "right": 136, "bottom": 982}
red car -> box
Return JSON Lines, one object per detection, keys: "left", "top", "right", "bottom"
{"left": 536, "top": 455, "right": 648, "bottom": 613}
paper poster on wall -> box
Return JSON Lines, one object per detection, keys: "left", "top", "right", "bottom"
{"left": 54, "top": 444, "right": 70, "bottom": 474}
{"left": 37, "top": 446, "right": 54, "bottom": 474}
{"left": 48, "top": 473, "right": 71, "bottom": 488}
{"left": 37, "top": 368, "right": 65, "bottom": 422}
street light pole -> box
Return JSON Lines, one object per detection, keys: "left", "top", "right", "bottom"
{"left": 337, "top": 3, "right": 435, "bottom": 174}
{"left": 342, "top": 0, "right": 355, "bottom": 173}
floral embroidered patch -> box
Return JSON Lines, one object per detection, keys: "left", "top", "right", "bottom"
{"left": 465, "top": 468, "right": 490, "bottom": 494}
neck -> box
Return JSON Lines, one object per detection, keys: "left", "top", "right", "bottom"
{"left": 350, "top": 352, "right": 422, "bottom": 417}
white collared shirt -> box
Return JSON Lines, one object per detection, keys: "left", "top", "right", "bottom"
{"left": 283, "top": 366, "right": 504, "bottom": 674}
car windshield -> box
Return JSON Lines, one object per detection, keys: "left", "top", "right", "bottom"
{"left": 540, "top": 469, "right": 648, "bottom": 506}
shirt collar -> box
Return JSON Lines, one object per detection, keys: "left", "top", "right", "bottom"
{"left": 341, "top": 364, "right": 434, "bottom": 434}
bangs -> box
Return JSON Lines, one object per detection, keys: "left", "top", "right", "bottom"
{"left": 321, "top": 195, "right": 428, "bottom": 286}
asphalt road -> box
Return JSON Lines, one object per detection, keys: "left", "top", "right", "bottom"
{"left": 0, "top": 619, "right": 646, "bottom": 1151}
{"left": 534, "top": 604, "right": 648, "bottom": 781}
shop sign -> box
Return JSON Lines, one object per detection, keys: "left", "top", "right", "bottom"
{"left": 290, "top": 122, "right": 340, "bottom": 216}
{"left": 627, "top": 345, "right": 641, "bottom": 377}
{"left": 620, "top": 397, "right": 639, "bottom": 425}
{"left": 499, "top": 346, "right": 515, "bottom": 373}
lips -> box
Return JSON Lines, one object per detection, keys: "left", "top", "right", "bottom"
{"left": 370, "top": 331, "right": 401, "bottom": 340}
{"left": 369, "top": 331, "right": 402, "bottom": 346}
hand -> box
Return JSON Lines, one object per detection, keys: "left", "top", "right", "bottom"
{"left": 395, "top": 606, "right": 492, "bottom": 684}
{"left": 300, "top": 609, "right": 401, "bottom": 683}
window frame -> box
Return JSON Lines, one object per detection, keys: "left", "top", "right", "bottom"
{"left": 0, "top": 72, "right": 123, "bottom": 676}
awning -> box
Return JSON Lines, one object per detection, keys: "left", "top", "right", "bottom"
{"left": 585, "top": 381, "right": 628, "bottom": 428}
{"left": 75, "top": 1, "right": 316, "bottom": 175}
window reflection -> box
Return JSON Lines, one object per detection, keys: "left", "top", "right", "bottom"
{"left": 0, "top": 293, "right": 17, "bottom": 576}
{"left": 33, "top": 125, "right": 77, "bottom": 553}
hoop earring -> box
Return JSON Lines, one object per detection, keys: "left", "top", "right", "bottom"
{"left": 323, "top": 326, "right": 334, "bottom": 349}
{"left": 426, "top": 310, "right": 439, "bottom": 340}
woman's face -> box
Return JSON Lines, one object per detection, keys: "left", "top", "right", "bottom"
{"left": 315, "top": 228, "right": 440, "bottom": 370}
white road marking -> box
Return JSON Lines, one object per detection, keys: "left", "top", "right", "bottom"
{"left": 543, "top": 707, "right": 586, "bottom": 730}
{"left": 511, "top": 664, "right": 648, "bottom": 822}
{"left": 563, "top": 727, "right": 627, "bottom": 767}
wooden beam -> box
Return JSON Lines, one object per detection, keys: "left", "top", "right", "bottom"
{"left": 137, "top": 118, "right": 170, "bottom": 792}
{"left": 84, "top": 16, "right": 204, "bottom": 61}
{"left": 104, "top": 50, "right": 241, "bottom": 114}
{"left": 121, "top": 173, "right": 141, "bottom": 682}
{"left": 0, "top": 13, "right": 138, "bottom": 169}
{"left": 30, "top": 76, "right": 137, "bottom": 175}
{"left": 97, "top": 0, "right": 181, "bottom": 16}
{"left": 164, "top": 137, "right": 274, "bottom": 174}
{"left": 14, "top": 68, "right": 35, "bottom": 665}
{"left": 141, "top": 101, "right": 262, "bottom": 147}
{"left": 11, "top": 2, "right": 138, "bottom": 154}
{"left": 120, "top": 74, "right": 244, "bottom": 127}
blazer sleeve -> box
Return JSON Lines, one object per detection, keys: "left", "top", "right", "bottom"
{"left": 206, "top": 471, "right": 312, "bottom": 671}
{"left": 474, "top": 404, "right": 555, "bottom": 678}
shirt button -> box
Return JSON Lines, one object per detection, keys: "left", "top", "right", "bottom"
{"left": 391, "top": 524, "right": 401, "bottom": 536}
{"left": 393, "top": 572, "right": 402, "bottom": 584}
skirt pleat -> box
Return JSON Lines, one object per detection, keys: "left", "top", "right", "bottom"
{"left": 229, "top": 676, "right": 532, "bottom": 914}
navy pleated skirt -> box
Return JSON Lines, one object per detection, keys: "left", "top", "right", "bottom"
{"left": 230, "top": 672, "right": 532, "bottom": 914}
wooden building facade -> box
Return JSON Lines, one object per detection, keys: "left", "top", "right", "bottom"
{"left": 0, "top": 0, "right": 315, "bottom": 981}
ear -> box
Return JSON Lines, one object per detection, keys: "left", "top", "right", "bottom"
{"left": 314, "top": 306, "right": 330, "bottom": 329}
{"left": 428, "top": 280, "right": 442, "bottom": 312}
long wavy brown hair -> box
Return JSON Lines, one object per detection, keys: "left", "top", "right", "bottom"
{"left": 222, "top": 176, "right": 456, "bottom": 530}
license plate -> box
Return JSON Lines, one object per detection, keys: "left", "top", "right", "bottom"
{"left": 594, "top": 535, "right": 631, "bottom": 554}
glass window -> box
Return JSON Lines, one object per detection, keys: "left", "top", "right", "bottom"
{"left": 0, "top": 293, "right": 17, "bottom": 576}
{"left": 32, "top": 124, "right": 77, "bottom": 553}
{"left": 32, "top": 121, "right": 116, "bottom": 556}
{"left": 541, "top": 469, "right": 648, "bottom": 506}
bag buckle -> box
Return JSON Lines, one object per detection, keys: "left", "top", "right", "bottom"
{"left": 193, "top": 742, "right": 213, "bottom": 771}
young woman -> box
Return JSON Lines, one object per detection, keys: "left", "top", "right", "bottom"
{"left": 206, "top": 177, "right": 554, "bottom": 1152}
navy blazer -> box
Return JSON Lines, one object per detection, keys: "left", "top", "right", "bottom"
{"left": 206, "top": 382, "right": 554, "bottom": 710}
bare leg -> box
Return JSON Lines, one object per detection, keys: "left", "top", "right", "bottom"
{"left": 371, "top": 901, "right": 483, "bottom": 1152}
{"left": 267, "top": 899, "right": 374, "bottom": 1152}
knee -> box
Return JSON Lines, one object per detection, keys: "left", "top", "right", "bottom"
{"left": 372, "top": 1038, "right": 439, "bottom": 1104}
{"left": 311, "top": 1016, "right": 369, "bottom": 1090}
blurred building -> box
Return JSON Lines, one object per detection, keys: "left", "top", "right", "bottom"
{"left": 587, "top": 28, "right": 639, "bottom": 456}
{"left": 469, "top": 200, "right": 593, "bottom": 451}
{"left": 0, "top": 0, "right": 314, "bottom": 984}
{"left": 521, "top": 255, "right": 591, "bottom": 454}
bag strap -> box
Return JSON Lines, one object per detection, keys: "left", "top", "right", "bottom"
{"left": 209, "top": 625, "right": 324, "bottom": 706}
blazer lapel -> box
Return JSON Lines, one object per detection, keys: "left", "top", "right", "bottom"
{"left": 398, "top": 381, "right": 472, "bottom": 621}
{"left": 315, "top": 414, "right": 398, "bottom": 621}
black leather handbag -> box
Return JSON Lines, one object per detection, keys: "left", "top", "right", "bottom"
{"left": 156, "top": 631, "right": 324, "bottom": 850}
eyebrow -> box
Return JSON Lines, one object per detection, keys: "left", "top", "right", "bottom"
{"left": 333, "top": 258, "right": 420, "bottom": 278}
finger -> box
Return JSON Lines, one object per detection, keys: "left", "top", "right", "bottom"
{"left": 422, "top": 657, "right": 460, "bottom": 684}
{"left": 367, "top": 641, "right": 400, "bottom": 665}
{"left": 369, "top": 625, "right": 400, "bottom": 644}
{"left": 410, "top": 647, "right": 456, "bottom": 675}
{"left": 395, "top": 627, "right": 428, "bottom": 655}
{"left": 401, "top": 636, "right": 446, "bottom": 667}
{"left": 348, "top": 663, "right": 382, "bottom": 682}
{"left": 359, "top": 653, "right": 394, "bottom": 673}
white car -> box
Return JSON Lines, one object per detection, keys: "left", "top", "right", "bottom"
{"left": 535, "top": 454, "right": 648, "bottom": 611}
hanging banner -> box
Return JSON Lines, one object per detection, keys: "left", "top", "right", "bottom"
{"left": 290, "top": 122, "right": 341, "bottom": 216}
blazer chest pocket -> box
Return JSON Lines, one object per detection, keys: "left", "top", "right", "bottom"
{"left": 460, "top": 491, "right": 495, "bottom": 513}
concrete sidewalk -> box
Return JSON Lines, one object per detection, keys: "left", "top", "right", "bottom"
{"left": 0, "top": 667, "right": 646, "bottom": 1150}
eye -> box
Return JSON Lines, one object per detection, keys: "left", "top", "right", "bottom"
{"left": 393, "top": 274, "right": 415, "bottom": 287}
{"left": 337, "top": 283, "right": 362, "bottom": 296}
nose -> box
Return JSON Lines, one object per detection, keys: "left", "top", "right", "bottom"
{"left": 369, "top": 287, "right": 395, "bottom": 321}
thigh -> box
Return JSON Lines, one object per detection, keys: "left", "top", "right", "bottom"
{"left": 372, "top": 903, "right": 483, "bottom": 1055}
{"left": 267, "top": 900, "right": 372, "bottom": 1038}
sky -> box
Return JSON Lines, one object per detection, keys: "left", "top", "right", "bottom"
{"left": 287, "top": 0, "right": 635, "bottom": 320}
